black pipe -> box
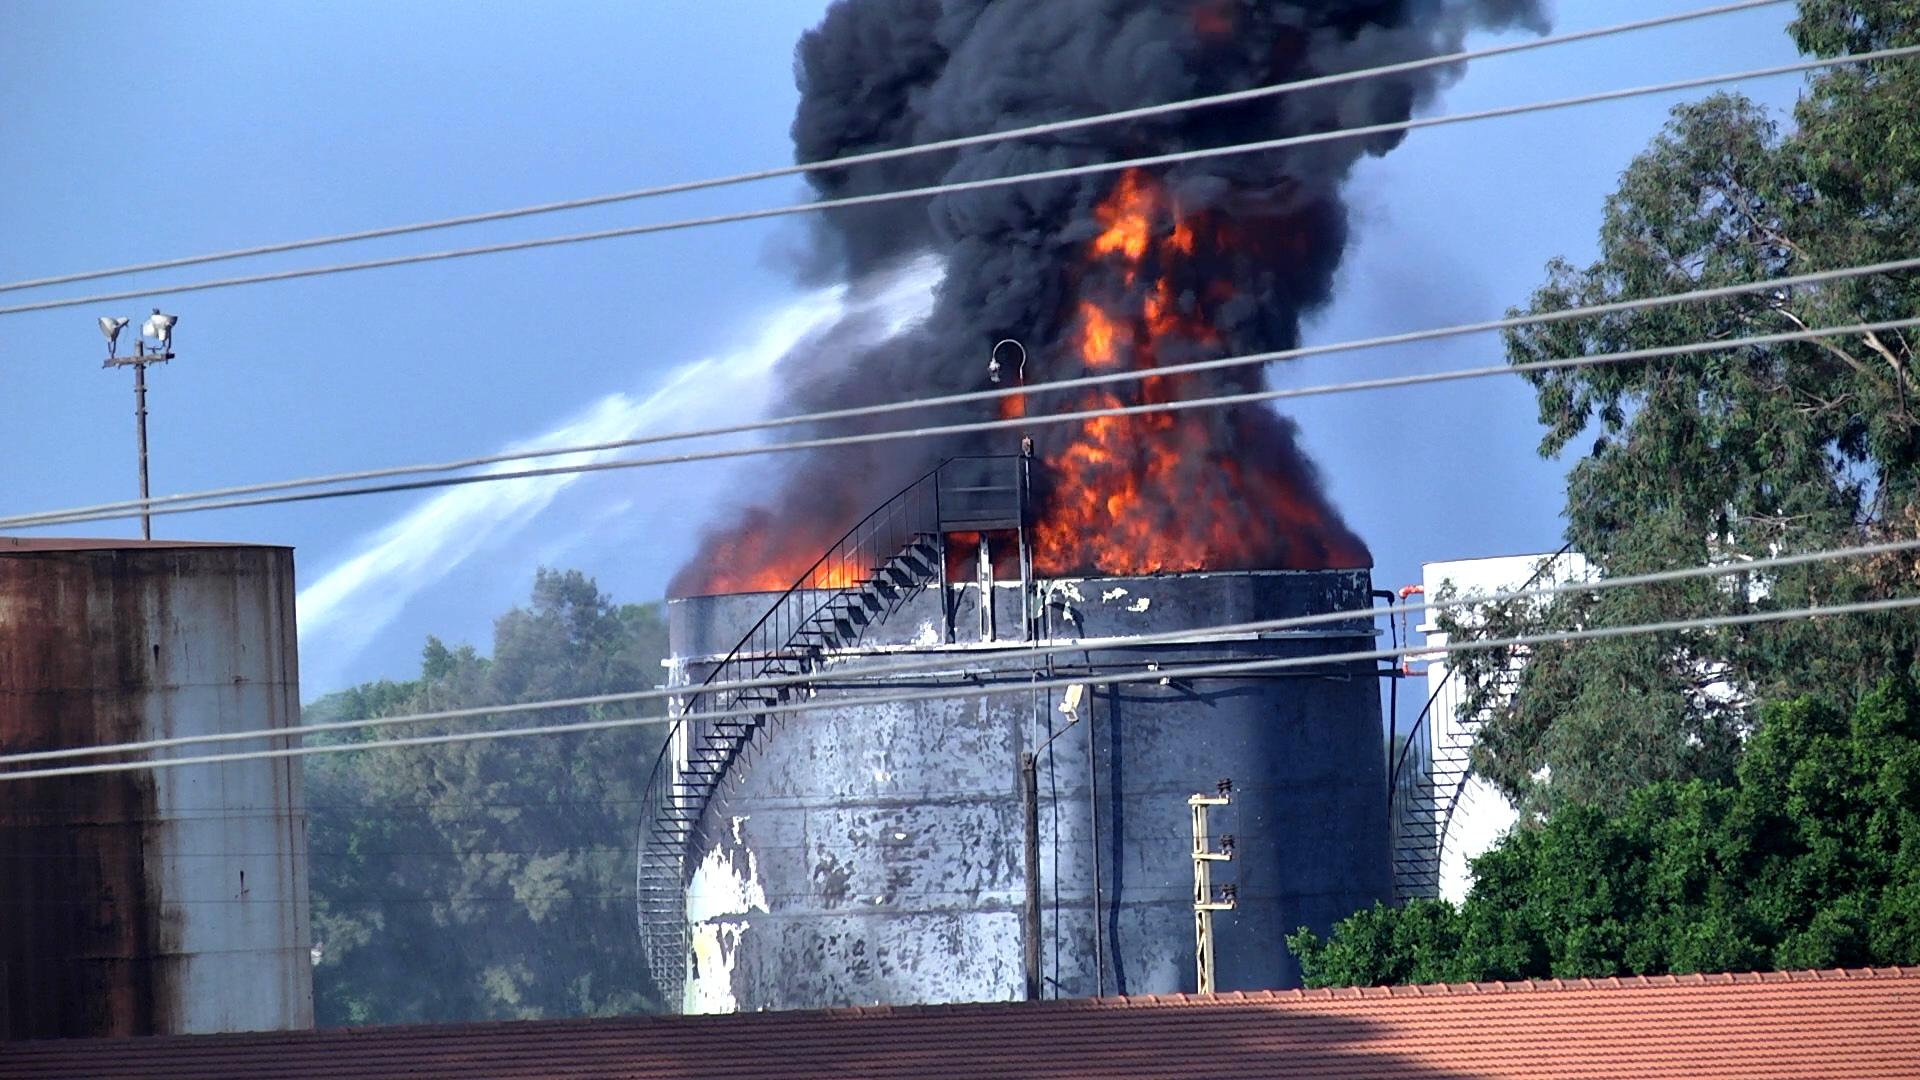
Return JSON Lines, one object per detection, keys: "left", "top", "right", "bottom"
{"left": 1372, "top": 588, "right": 1399, "bottom": 814}
{"left": 1021, "top": 750, "right": 1041, "bottom": 1002}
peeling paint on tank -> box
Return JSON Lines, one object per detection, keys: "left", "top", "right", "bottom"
{"left": 813, "top": 852, "right": 854, "bottom": 908}
{"left": 686, "top": 817, "right": 768, "bottom": 923}
{"left": 911, "top": 620, "right": 941, "bottom": 646}
{"left": 686, "top": 919, "right": 748, "bottom": 1014}
{"left": 667, "top": 568, "right": 1389, "bottom": 1010}
{"left": 685, "top": 815, "right": 769, "bottom": 1015}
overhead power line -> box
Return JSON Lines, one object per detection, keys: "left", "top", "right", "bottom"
{"left": 0, "top": 0, "right": 1787, "bottom": 296}
{"left": 9, "top": 252, "right": 1917, "bottom": 531}
{"left": 5, "top": 591, "right": 1915, "bottom": 782}
{"left": 5, "top": 43, "right": 1915, "bottom": 319}
{"left": 8, "top": 307, "right": 1918, "bottom": 531}
{"left": 6, "top": 534, "right": 1916, "bottom": 770}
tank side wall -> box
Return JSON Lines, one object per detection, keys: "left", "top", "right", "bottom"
{"left": 684, "top": 690, "right": 1028, "bottom": 1011}
{"left": 0, "top": 548, "right": 312, "bottom": 1039}
{"left": 668, "top": 570, "right": 1388, "bottom": 1011}
{"left": 0, "top": 552, "right": 168, "bottom": 1038}
{"left": 145, "top": 547, "right": 312, "bottom": 1033}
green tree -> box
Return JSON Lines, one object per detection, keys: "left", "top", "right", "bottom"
{"left": 305, "top": 569, "right": 670, "bottom": 1025}
{"left": 1291, "top": 679, "right": 1920, "bottom": 986}
{"left": 1452, "top": 1, "right": 1920, "bottom": 814}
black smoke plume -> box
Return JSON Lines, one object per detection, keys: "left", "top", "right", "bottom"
{"left": 672, "top": 0, "right": 1546, "bottom": 596}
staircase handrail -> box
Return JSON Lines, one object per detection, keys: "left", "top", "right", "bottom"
{"left": 637, "top": 453, "right": 1028, "bottom": 1005}
{"left": 1386, "top": 540, "right": 1577, "bottom": 815}
{"left": 636, "top": 456, "right": 967, "bottom": 815}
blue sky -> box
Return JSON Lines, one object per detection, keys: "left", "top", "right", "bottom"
{"left": 0, "top": 2, "right": 1807, "bottom": 696}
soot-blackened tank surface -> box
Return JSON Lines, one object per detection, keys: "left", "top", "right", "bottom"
{"left": 666, "top": 569, "right": 1387, "bottom": 1013}
{"left": 0, "top": 539, "right": 313, "bottom": 1039}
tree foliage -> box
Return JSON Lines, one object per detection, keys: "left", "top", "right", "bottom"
{"left": 1292, "top": 679, "right": 1920, "bottom": 986}
{"left": 304, "top": 569, "right": 669, "bottom": 1025}
{"left": 1290, "top": 680, "right": 1920, "bottom": 983}
{"left": 1452, "top": 1, "right": 1920, "bottom": 814}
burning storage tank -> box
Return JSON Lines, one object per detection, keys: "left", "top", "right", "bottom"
{"left": 0, "top": 539, "right": 312, "bottom": 1039}
{"left": 642, "top": 461, "right": 1388, "bottom": 1012}
{"left": 637, "top": 0, "right": 1541, "bottom": 1015}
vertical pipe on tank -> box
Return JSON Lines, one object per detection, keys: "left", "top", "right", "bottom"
{"left": 1021, "top": 750, "right": 1041, "bottom": 1001}
{"left": 1087, "top": 686, "right": 1105, "bottom": 997}
{"left": 977, "top": 536, "right": 995, "bottom": 642}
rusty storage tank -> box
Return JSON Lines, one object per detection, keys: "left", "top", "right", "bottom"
{"left": 655, "top": 563, "right": 1387, "bottom": 1013}
{"left": 0, "top": 538, "right": 312, "bottom": 1039}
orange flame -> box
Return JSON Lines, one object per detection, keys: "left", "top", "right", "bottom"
{"left": 686, "top": 509, "right": 864, "bottom": 594}
{"left": 1191, "top": 0, "right": 1236, "bottom": 40}
{"left": 1028, "top": 167, "right": 1361, "bottom": 577}
{"left": 678, "top": 166, "right": 1366, "bottom": 596}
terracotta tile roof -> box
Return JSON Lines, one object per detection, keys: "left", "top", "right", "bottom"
{"left": 4, "top": 967, "right": 1917, "bottom": 1079}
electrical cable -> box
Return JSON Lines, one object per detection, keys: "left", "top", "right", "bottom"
{"left": 7, "top": 253, "right": 1912, "bottom": 530}
{"left": 0, "top": 0, "right": 1788, "bottom": 297}
{"left": 5, "top": 43, "right": 1914, "bottom": 319}
{"left": 0, "top": 833, "right": 1268, "bottom": 860}
{"left": 7, "top": 531, "right": 1915, "bottom": 767}
{"left": 8, "top": 303, "right": 1918, "bottom": 531}
{"left": 7, "top": 887, "right": 1213, "bottom": 907}
{"left": 6, "top": 587, "right": 1915, "bottom": 782}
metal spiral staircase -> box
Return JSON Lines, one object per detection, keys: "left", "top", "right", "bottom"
{"left": 1390, "top": 667, "right": 1519, "bottom": 899}
{"left": 1389, "top": 546, "right": 1573, "bottom": 902}
{"left": 636, "top": 455, "right": 1027, "bottom": 1008}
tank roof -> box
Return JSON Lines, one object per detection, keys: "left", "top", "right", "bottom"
{"left": 0, "top": 536, "right": 291, "bottom": 554}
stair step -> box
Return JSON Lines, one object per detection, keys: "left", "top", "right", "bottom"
{"left": 638, "top": 524, "right": 953, "bottom": 912}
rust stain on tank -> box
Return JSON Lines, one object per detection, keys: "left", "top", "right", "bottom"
{"left": 0, "top": 540, "right": 309, "bottom": 1040}
{"left": 0, "top": 549, "right": 166, "bottom": 1037}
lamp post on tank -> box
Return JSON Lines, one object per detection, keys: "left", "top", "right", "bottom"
{"left": 988, "top": 338, "right": 1038, "bottom": 638}
{"left": 987, "top": 337, "right": 1027, "bottom": 393}
{"left": 97, "top": 309, "right": 178, "bottom": 540}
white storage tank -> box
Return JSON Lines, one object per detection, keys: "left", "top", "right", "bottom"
{"left": 1406, "top": 552, "right": 1590, "bottom": 903}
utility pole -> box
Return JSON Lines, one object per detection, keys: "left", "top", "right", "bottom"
{"left": 97, "top": 310, "right": 179, "bottom": 541}
{"left": 1021, "top": 749, "right": 1042, "bottom": 1001}
{"left": 1018, "top": 689, "right": 1085, "bottom": 1004}
{"left": 1190, "top": 779, "right": 1236, "bottom": 995}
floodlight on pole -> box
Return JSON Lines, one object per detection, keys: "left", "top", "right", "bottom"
{"left": 96, "top": 308, "right": 180, "bottom": 541}
{"left": 141, "top": 308, "right": 177, "bottom": 352}
{"left": 98, "top": 316, "right": 129, "bottom": 359}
